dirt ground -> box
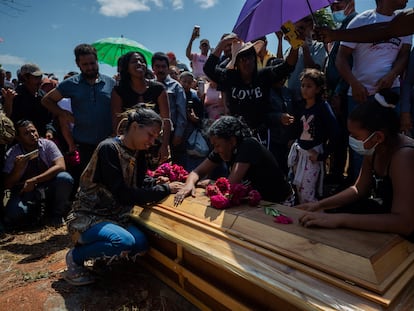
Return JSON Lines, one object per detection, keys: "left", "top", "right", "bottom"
{"left": 0, "top": 225, "right": 199, "bottom": 311}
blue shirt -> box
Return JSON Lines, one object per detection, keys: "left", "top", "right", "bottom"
{"left": 57, "top": 73, "right": 115, "bottom": 145}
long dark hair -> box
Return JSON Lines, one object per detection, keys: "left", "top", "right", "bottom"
{"left": 118, "top": 51, "right": 148, "bottom": 89}
{"left": 348, "top": 90, "right": 400, "bottom": 138}
{"left": 299, "top": 68, "right": 327, "bottom": 101}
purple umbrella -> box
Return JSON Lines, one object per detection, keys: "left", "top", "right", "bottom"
{"left": 233, "top": 0, "right": 332, "bottom": 42}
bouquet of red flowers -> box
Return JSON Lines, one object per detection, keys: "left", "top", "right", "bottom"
{"left": 147, "top": 163, "right": 188, "bottom": 182}
{"left": 206, "top": 177, "right": 262, "bottom": 209}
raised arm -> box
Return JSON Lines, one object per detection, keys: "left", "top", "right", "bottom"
{"left": 316, "top": 10, "right": 414, "bottom": 43}
{"left": 186, "top": 28, "right": 199, "bottom": 61}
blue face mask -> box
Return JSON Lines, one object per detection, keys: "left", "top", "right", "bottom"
{"left": 332, "top": 10, "right": 347, "bottom": 24}
{"left": 348, "top": 132, "right": 378, "bottom": 156}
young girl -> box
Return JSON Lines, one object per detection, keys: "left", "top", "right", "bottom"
{"left": 288, "top": 68, "right": 339, "bottom": 204}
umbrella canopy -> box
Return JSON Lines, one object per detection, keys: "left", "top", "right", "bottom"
{"left": 92, "top": 37, "right": 153, "bottom": 67}
{"left": 233, "top": 0, "right": 332, "bottom": 42}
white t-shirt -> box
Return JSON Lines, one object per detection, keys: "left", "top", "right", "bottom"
{"left": 191, "top": 53, "right": 208, "bottom": 79}
{"left": 342, "top": 9, "right": 412, "bottom": 96}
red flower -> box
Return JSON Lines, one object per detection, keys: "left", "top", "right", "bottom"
{"left": 210, "top": 194, "right": 231, "bottom": 209}
{"left": 152, "top": 163, "right": 188, "bottom": 182}
{"left": 230, "top": 194, "right": 242, "bottom": 206}
{"left": 230, "top": 183, "right": 249, "bottom": 198}
{"left": 206, "top": 177, "right": 262, "bottom": 210}
{"left": 206, "top": 184, "right": 221, "bottom": 197}
{"left": 274, "top": 215, "right": 293, "bottom": 224}
{"left": 248, "top": 190, "right": 261, "bottom": 206}
{"left": 215, "top": 177, "right": 230, "bottom": 194}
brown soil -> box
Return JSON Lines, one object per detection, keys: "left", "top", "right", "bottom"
{"left": 0, "top": 225, "right": 199, "bottom": 311}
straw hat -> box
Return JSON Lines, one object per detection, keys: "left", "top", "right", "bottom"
{"left": 226, "top": 40, "right": 264, "bottom": 69}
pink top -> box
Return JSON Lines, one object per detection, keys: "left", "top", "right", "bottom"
{"left": 204, "top": 83, "right": 225, "bottom": 120}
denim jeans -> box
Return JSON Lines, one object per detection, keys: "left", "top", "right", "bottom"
{"left": 72, "top": 221, "right": 148, "bottom": 265}
{"left": 4, "top": 171, "right": 74, "bottom": 226}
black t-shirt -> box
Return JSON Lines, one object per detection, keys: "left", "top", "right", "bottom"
{"left": 295, "top": 100, "right": 339, "bottom": 161}
{"left": 208, "top": 137, "right": 291, "bottom": 202}
{"left": 204, "top": 54, "right": 294, "bottom": 131}
{"left": 11, "top": 85, "right": 54, "bottom": 137}
{"left": 114, "top": 80, "right": 165, "bottom": 113}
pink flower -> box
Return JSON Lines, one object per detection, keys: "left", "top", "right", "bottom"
{"left": 230, "top": 183, "right": 249, "bottom": 197}
{"left": 206, "top": 177, "right": 262, "bottom": 209}
{"left": 274, "top": 215, "right": 293, "bottom": 224}
{"left": 248, "top": 190, "right": 261, "bottom": 206}
{"left": 206, "top": 184, "right": 221, "bottom": 197}
{"left": 215, "top": 177, "right": 230, "bottom": 194}
{"left": 152, "top": 163, "right": 188, "bottom": 182}
{"left": 230, "top": 194, "right": 242, "bottom": 206}
{"left": 210, "top": 194, "right": 230, "bottom": 209}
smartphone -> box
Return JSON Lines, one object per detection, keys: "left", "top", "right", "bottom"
{"left": 23, "top": 149, "right": 39, "bottom": 161}
{"left": 281, "top": 21, "right": 304, "bottom": 50}
{"left": 197, "top": 79, "right": 205, "bottom": 96}
{"left": 193, "top": 25, "right": 200, "bottom": 38}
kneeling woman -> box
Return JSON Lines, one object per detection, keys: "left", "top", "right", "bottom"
{"left": 174, "top": 116, "right": 294, "bottom": 206}
{"left": 64, "top": 107, "right": 183, "bottom": 286}
{"left": 297, "top": 92, "right": 414, "bottom": 240}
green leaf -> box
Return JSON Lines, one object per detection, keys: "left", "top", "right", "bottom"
{"left": 264, "top": 207, "right": 281, "bottom": 217}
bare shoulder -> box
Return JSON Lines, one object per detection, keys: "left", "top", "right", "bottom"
{"left": 391, "top": 141, "right": 414, "bottom": 172}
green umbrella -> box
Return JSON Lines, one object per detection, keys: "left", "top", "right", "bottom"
{"left": 91, "top": 36, "right": 153, "bottom": 67}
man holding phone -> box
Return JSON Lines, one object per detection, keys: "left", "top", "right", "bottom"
{"left": 186, "top": 25, "right": 211, "bottom": 79}
{"left": 2, "top": 120, "right": 74, "bottom": 229}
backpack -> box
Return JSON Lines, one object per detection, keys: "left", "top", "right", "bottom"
{"left": 0, "top": 113, "right": 15, "bottom": 144}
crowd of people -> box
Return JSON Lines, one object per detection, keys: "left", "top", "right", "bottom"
{"left": 1, "top": 0, "right": 414, "bottom": 286}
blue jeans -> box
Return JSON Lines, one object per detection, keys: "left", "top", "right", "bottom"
{"left": 4, "top": 171, "right": 73, "bottom": 226}
{"left": 72, "top": 221, "right": 148, "bottom": 265}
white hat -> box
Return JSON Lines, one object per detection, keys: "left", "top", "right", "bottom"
{"left": 226, "top": 40, "right": 264, "bottom": 70}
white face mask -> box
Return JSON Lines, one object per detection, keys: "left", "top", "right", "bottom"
{"left": 349, "top": 132, "right": 378, "bottom": 156}
{"left": 332, "top": 10, "right": 347, "bottom": 24}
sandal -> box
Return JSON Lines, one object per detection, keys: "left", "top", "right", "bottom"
{"left": 63, "top": 248, "right": 95, "bottom": 286}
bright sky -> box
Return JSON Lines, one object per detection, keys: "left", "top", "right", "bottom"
{"left": 0, "top": 0, "right": 412, "bottom": 81}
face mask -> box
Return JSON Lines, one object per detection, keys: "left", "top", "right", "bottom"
{"left": 332, "top": 10, "right": 347, "bottom": 24}
{"left": 349, "top": 132, "right": 378, "bottom": 156}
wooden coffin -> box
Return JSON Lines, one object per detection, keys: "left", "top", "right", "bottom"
{"left": 130, "top": 189, "right": 414, "bottom": 310}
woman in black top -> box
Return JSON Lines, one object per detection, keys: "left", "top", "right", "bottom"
{"left": 174, "top": 116, "right": 294, "bottom": 205}
{"left": 203, "top": 35, "right": 298, "bottom": 146}
{"left": 297, "top": 91, "right": 414, "bottom": 241}
{"left": 111, "top": 51, "right": 171, "bottom": 165}
{"left": 64, "top": 107, "right": 183, "bottom": 286}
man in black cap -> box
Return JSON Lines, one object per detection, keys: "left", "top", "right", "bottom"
{"left": 7, "top": 63, "right": 54, "bottom": 138}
